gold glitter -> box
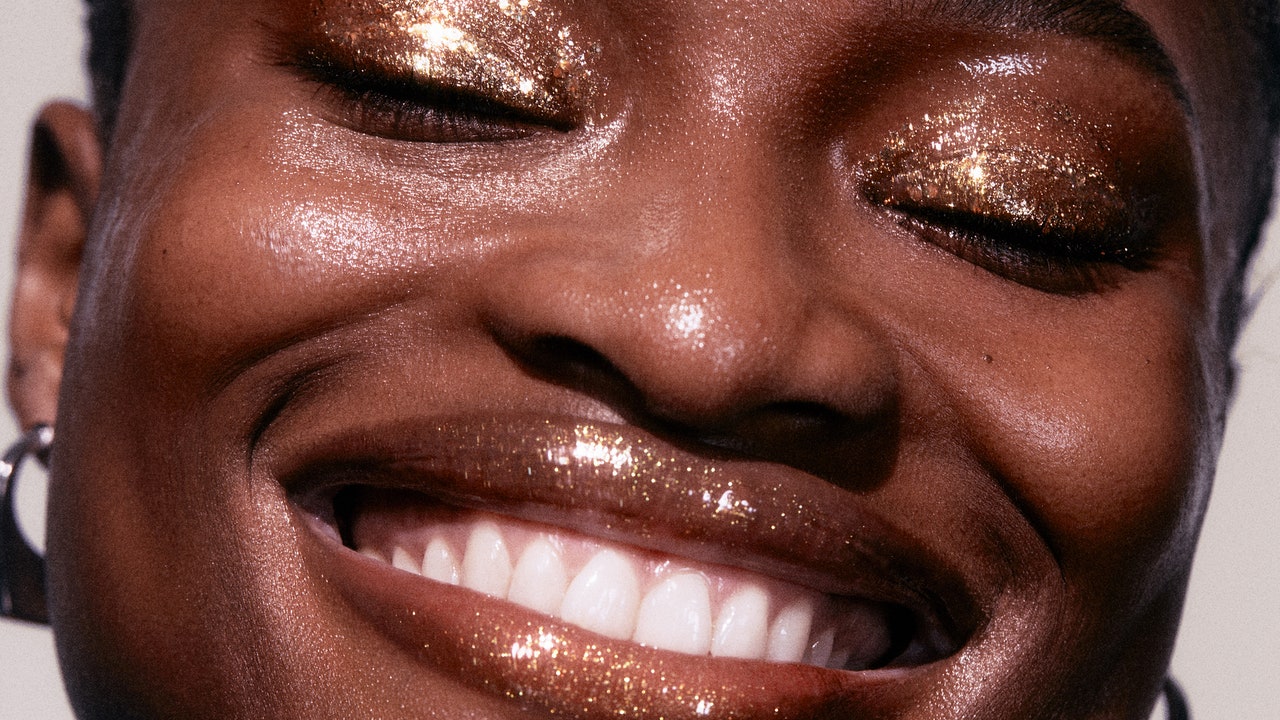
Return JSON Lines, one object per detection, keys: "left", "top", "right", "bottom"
{"left": 464, "top": 619, "right": 830, "bottom": 718}
{"left": 861, "top": 97, "right": 1128, "bottom": 240}
{"left": 311, "top": 0, "right": 595, "bottom": 119}
{"left": 337, "top": 417, "right": 958, "bottom": 716}
{"left": 395, "top": 418, "right": 921, "bottom": 597}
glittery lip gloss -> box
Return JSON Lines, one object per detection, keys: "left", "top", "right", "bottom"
{"left": 305, "top": 0, "right": 597, "bottom": 120}
{"left": 283, "top": 415, "right": 977, "bottom": 719}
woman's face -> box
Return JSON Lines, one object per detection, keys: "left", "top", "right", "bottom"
{"left": 19, "top": 0, "right": 1266, "bottom": 717}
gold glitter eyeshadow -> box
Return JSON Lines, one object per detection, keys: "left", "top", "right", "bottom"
{"left": 310, "top": 0, "right": 596, "bottom": 119}
{"left": 862, "top": 98, "right": 1129, "bottom": 241}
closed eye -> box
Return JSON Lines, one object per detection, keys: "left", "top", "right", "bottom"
{"left": 271, "top": 33, "right": 577, "bottom": 143}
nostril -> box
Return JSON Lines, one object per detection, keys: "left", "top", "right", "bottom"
{"left": 740, "top": 401, "right": 857, "bottom": 439}
{"left": 694, "top": 401, "right": 848, "bottom": 451}
{"left": 525, "top": 336, "right": 614, "bottom": 380}
{"left": 502, "top": 335, "right": 897, "bottom": 491}
{"left": 507, "top": 334, "right": 642, "bottom": 409}
{"left": 699, "top": 400, "right": 899, "bottom": 491}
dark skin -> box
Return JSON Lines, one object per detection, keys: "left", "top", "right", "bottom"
{"left": 8, "top": 0, "right": 1271, "bottom": 717}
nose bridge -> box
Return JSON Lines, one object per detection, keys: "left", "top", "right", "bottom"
{"left": 643, "top": 144, "right": 792, "bottom": 336}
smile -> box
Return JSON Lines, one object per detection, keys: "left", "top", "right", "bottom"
{"left": 284, "top": 415, "right": 971, "bottom": 718}
{"left": 350, "top": 494, "right": 910, "bottom": 669}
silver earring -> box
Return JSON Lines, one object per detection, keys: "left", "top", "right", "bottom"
{"left": 0, "top": 424, "right": 53, "bottom": 623}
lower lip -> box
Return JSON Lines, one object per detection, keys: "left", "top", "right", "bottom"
{"left": 301, "top": 512, "right": 922, "bottom": 719}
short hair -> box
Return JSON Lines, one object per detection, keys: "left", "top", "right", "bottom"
{"left": 84, "top": 0, "right": 130, "bottom": 139}
{"left": 82, "top": 0, "right": 1280, "bottom": 339}
{"left": 1230, "top": 0, "right": 1280, "bottom": 344}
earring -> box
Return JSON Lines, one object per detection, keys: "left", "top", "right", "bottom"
{"left": 1163, "top": 678, "right": 1189, "bottom": 720}
{"left": 0, "top": 424, "right": 53, "bottom": 624}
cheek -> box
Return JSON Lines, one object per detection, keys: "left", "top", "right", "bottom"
{"left": 917, "top": 285, "right": 1209, "bottom": 589}
{"left": 79, "top": 117, "right": 479, "bottom": 390}
{"left": 52, "top": 107, "right": 481, "bottom": 715}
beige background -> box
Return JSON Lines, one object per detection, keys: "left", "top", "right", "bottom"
{"left": 2, "top": 1, "right": 1277, "bottom": 717}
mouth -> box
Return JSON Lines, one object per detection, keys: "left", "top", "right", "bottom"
{"left": 283, "top": 416, "right": 974, "bottom": 718}
{"left": 344, "top": 488, "right": 923, "bottom": 670}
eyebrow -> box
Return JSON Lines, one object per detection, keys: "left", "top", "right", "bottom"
{"left": 896, "top": 0, "right": 1189, "bottom": 111}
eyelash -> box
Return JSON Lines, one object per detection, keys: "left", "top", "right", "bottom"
{"left": 277, "top": 45, "right": 573, "bottom": 143}
{"left": 860, "top": 165, "right": 1155, "bottom": 294}
{"left": 912, "top": 216, "right": 1153, "bottom": 295}
{"left": 886, "top": 202, "right": 1156, "bottom": 293}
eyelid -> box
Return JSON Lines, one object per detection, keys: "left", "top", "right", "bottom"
{"left": 278, "top": 41, "right": 575, "bottom": 140}
{"left": 293, "top": 0, "right": 598, "bottom": 125}
{"left": 863, "top": 144, "right": 1135, "bottom": 245}
{"left": 857, "top": 98, "right": 1157, "bottom": 292}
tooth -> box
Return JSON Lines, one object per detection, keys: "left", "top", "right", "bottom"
{"left": 461, "top": 521, "right": 513, "bottom": 597}
{"left": 558, "top": 549, "right": 641, "bottom": 640}
{"left": 806, "top": 627, "right": 835, "bottom": 668}
{"left": 633, "top": 572, "right": 713, "bottom": 655}
{"left": 508, "top": 535, "right": 569, "bottom": 615}
{"left": 711, "top": 584, "right": 770, "bottom": 659}
{"left": 422, "top": 537, "right": 460, "bottom": 585}
{"left": 392, "top": 546, "right": 421, "bottom": 575}
{"left": 766, "top": 598, "right": 814, "bottom": 663}
{"left": 359, "top": 548, "right": 385, "bottom": 563}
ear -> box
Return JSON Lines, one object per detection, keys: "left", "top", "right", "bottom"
{"left": 7, "top": 103, "right": 101, "bottom": 430}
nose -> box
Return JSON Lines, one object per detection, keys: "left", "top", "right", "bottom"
{"left": 478, "top": 133, "right": 898, "bottom": 475}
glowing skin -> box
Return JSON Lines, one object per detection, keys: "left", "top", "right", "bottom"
{"left": 8, "top": 0, "right": 1271, "bottom": 718}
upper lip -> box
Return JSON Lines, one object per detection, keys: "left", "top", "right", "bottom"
{"left": 277, "top": 413, "right": 980, "bottom": 717}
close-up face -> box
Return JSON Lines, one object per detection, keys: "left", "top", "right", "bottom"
{"left": 9, "top": 0, "right": 1274, "bottom": 717}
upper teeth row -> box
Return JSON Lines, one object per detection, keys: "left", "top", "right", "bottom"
{"left": 357, "top": 516, "right": 891, "bottom": 669}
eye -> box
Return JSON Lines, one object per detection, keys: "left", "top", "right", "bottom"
{"left": 859, "top": 106, "right": 1159, "bottom": 294}
{"left": 878, "top": 198, "right": 1153, "bottom": 293}
{"left": 280, "top": 45, "right": 577, "bottom": 143}
{"left": 275, "top": 1, "right": 598, "bottom": 144}
{"left": 860, "top": 145, "right": 1155, "bottom": 293}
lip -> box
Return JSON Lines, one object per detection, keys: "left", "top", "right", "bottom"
{"left": 278, "top": 415, "right": 980, "bottom": 718}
